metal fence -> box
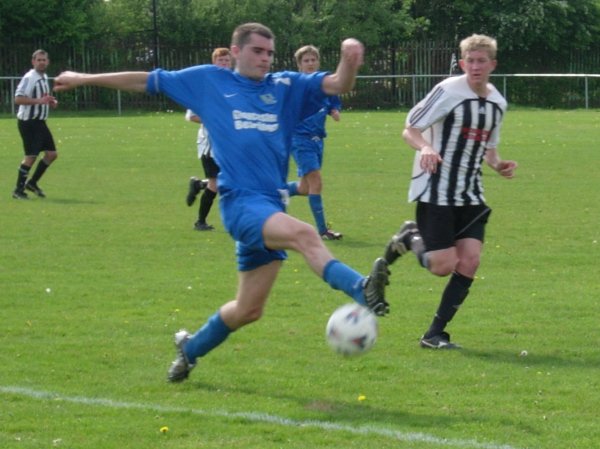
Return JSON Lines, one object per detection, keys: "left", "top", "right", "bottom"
{"left": 2, "top": 73, "right": 599, "bottom": 115}
{"left": 351, "top": 73, "right": 600, "bottom": 110}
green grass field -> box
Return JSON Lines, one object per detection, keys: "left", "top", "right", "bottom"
{"left": 1, "top": 109, "right": 599, "bottom": 449}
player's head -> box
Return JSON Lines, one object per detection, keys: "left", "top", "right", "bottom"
{"left": 231, "top": 23, "right": 275, "bottom": 81}
{"left": 459, "top": 34, "right": 497, "bottom": 89}
{"left": 460, "top": 34, "right": 497, "bottom": 60}
{"left": 294, "top": 45, "right": 320, "bottom": 74}
{"left": 212, "top": 47, "right": 232, "bottom": 69}
{"left": 31, "top": 49, "right": 49, "bottom": 73}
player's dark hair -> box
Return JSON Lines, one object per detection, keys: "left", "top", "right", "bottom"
{"left": 231, "top": 23, "right": 274, "bottom": 48}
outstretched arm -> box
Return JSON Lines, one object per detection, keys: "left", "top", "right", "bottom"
{"left": 322, "top": 38, "right": 364, "bottom": 95}
{"left": 53, "top": 71, "right": 149, "bottom": 93}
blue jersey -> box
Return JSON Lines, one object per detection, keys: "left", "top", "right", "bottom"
{"left": 293, "top": 95, "right": 341, "bottom": 139}
{"left": 147, "top": 66, "right": 328, "bottom": 193}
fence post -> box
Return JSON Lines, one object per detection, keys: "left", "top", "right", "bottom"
{"left": 585, "top": 76, "right": 589, "bottom": 110}
{"left": 11, "top": 78, "right": 15, "bottom": 115}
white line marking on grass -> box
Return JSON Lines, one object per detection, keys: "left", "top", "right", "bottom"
{"left": 1, "top": 385, "right": 519, "bottom": 449}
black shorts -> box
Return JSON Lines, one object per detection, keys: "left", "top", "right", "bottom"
{"left": 18, "top": 119, "right": 56, "bottom": 156}
{"left": 416, "top": 202, "right": 492, "bottom": 252}
{"left": 201, "top": 154, "right": 220, "bottom": 178}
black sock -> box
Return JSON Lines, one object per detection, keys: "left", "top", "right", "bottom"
{"left": 29, "top": 159, "right": 50, "bottom": 184}
{"left": 425, "top": 272, "right": 473, "bottom": 338}
{"left": 16, "top": 164, "right": 31, "bottom": 190}
{"left": 198, "top": 188, "right": 217, "bottom": 223}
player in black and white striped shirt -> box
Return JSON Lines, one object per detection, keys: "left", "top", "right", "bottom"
{"left": 383, "top": 34, "right": 518, "bottom": 349}
{"left": 12, "top": 49, "right": 59, "bottom": 199}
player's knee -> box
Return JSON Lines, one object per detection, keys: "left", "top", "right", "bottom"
{"left": 239, "top": 305, "right": 264, "bottom": 325}
{"left": 427, "top": 256, "right": 458, "bottom": 277}
{"left": 293, "top": 223, "right": 321, "bottom": 249}
{"left": 456, "top": 254, "right": 480, "bottom": 276}
{"left": 45, "top": 152, "right": 58, "bottom": 163}
{"left": 296, "top": 181, "right": 309, "bottom": 196}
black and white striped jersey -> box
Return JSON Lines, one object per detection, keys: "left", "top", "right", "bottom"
{"left": 185, "top": 109, "right": 212, "bottom": 159}
{"left": 406, "top": 75, "right": 506, "bottom": 206}
{"left": 15, "top": 69, "right": 51, "bottom": 121}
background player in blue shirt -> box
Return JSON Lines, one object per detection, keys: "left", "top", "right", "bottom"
{"left": 54, "top": 23, "right": 391, "bottom": 382}
{"left": 286, "top": 45, "right": 343, "bottom": 240}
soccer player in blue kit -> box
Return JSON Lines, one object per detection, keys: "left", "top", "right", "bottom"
{"left": 286, "top": 45, "right": 343, "bottom": 240}
{"left": 54, "top": 23, "right": 391, "bottom": 382}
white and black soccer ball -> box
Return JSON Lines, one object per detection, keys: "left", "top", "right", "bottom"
{"left": 326, "top": 303, "right": 378, "bottom": 356}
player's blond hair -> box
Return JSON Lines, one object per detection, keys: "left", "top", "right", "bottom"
{"left": 294, "top": 45, "right": 320, "bottom": 67}
{"left": 460, "top": 34, "right": 497, "bottom": 60}
{"left": 32, "top": 49, "right": 48, "bottom": 60}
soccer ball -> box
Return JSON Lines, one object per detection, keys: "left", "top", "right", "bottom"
{"left": 325, "top": 303, "right": 378, "bottom": 356}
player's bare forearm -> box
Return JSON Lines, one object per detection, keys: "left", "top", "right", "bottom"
{"left": 403, "top": 127, "right": 430, "bottom": 151}
{"left": 485, "top": 148, "right": 518, "bottom": 178}
{"left": 54, "top": 71, "right": 149, "bottom": 93}
{"left": 322, "top": 39, "right": 364, "bottom": 95}
{"left": 15, "top": 95, "right": 57, "bottom": 106}
{"left": 404, "top": 127, "right": 443, "bottom": 174}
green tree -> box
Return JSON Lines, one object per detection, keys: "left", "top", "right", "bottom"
{"left": 411, "top": 0, "right": 600, "bottom": 70}
{"left": 0, "top": 0, "right": 104, "bottom": 43}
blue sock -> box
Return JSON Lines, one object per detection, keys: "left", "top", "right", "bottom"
{"left": 309, "top": 194, "right": 326, "bottom": 234}
{"left": 322, "top": 259, "right": 366, "bottom": 305}
{"left": 184, "top": 311, "right": 232, "bottom": 363}
{"left": 287, "top": 181, "right": 299, "bottom": 196}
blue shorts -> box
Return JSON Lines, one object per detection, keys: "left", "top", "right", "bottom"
{"left": 219, "top": 189, "right": 287, "bottom": 271}
{"left": 291, "top": 136, "right": 323, "bottom": 177}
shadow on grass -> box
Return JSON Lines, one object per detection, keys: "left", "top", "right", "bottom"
{"left": 460, "top": 347, "right": 600, "bottom": 369}
{"left": 39, "top": 197, "right": 101, "bottom": 205}
{"left": 187, "top": 379, "right": 461, "bottom": 432}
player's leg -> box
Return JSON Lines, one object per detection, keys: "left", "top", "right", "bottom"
{"left": 14, "top": 157, "right": 34, "bottom": 199}
{"left": 168, "top": 191, "right": 287, "bottom": 382}
{"left": 190, "top": 155, "right": 213, "bottom": 206}
{"left": 263, "top": 211, "right": 390, "bottom": 315}
{"left": 13, "top": 121, "right": 37, "bottom": 199}
{"left": 186, "top": 176, "right": 205, "bottom": 206}
{"left": 305, "top": 141, "right": 340, "bottom": 238}
{"left": 304, "top": 169, "right": 329, "bottom": 235}
{"left": 194, "top": 155, "right": 219, "bottom": 231}
{"left": 194, "top": 156, "right": 219, "bottom": 230}
{"left": 26, "top": 122, "right": 57, "bottom": 197}
{"left": 196, "top": 185, "right": 217, "bottom": 230}
{"left": 420, "top": 241, "right": 479, "bottom": 349}
{"left": 167, "top": 261, "right": 281, "bottom": 382}
{"left": 420, "top": 205, "right": 489, "bottom": 349}
{"left": 384, "top": 202, "right": 434, "bottom": 266}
